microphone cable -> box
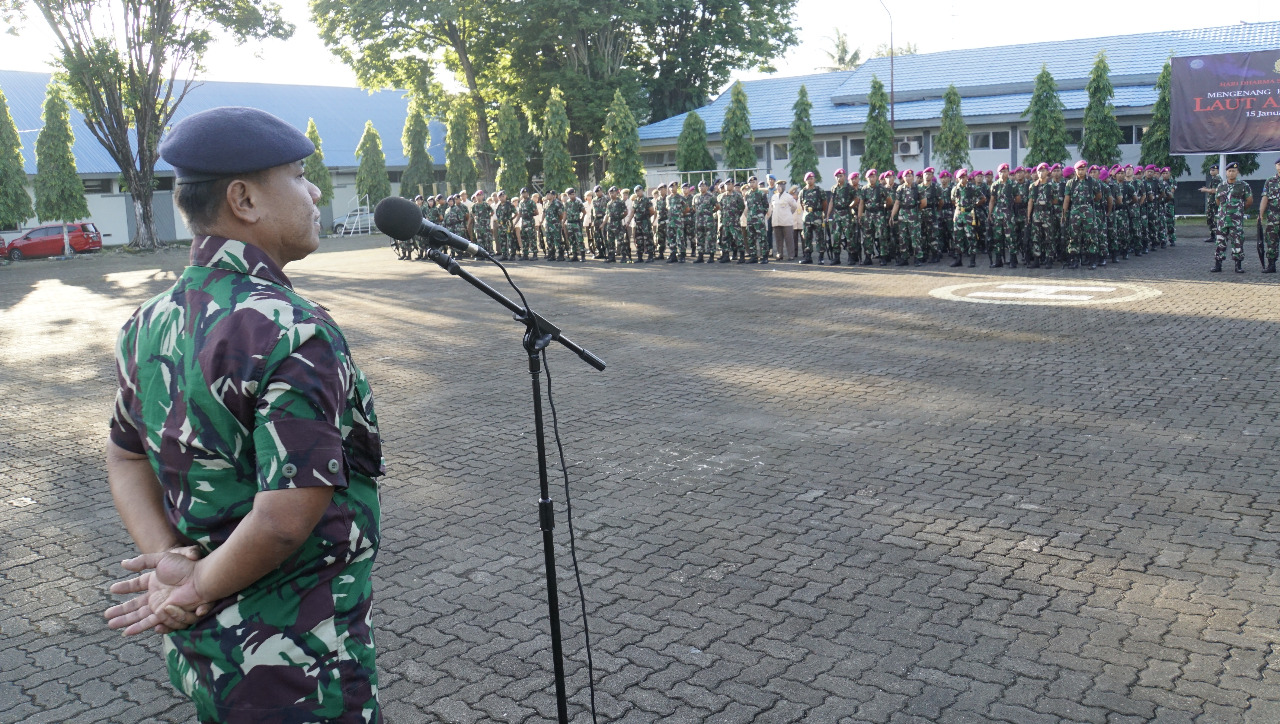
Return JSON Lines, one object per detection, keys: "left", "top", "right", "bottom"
{"left": 484, "top": 253, "right": 600, "bottom": 724}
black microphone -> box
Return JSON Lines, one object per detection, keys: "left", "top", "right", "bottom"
{"left": 373, "top": 196, "right": 492, "bottom": 258}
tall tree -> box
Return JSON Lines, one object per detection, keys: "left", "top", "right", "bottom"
{"left": 873, "top": 43, "right": 919, "bottom": 58}
{"left": 0, "top": 88, "right": 34, "bottom": 232}
{"left": 355, "top": 121, "right": 392, "bottom": 208}
{"left": 1022, "top": 66, "right": 1070, "bottom": 167}
{"left": 542, "top": 87, "right": 576, "bottom": 192}
{"left": 303, "top": 119, "right": 335, "bottom": 208}
{"left": 820, "top": 29, "right": 861, "bottom": 72}
{"left": 934, "top": 84, "right": 970, "bottom": 172}
{"left": 601, "top": 88, "right": 644, "bottom": 189}
{"left": 19, "top": 0, "right": 290, "bottom": 248}
{"left": 494, "top": 103, "right": 528, "bottom": 194}
{"left": 862, "top": 76, "right": 895, "bottom": 173}
{"left": 33, "top": 80, "right": 89, "bottom": 256}
{"left": 1081, "top": 51, "right": 1123, "bottom": 167}
{"left": 675, "top": 112, "right": 716, "bottom": 185}
{"left": 400, "top": 108, "right": 435, "bottom": 198}
{"left": 1139, "top": 61, "right": 1190, "bottom": 179}
{"left": 721, "top": 82, "right": 755, "bottom": 181}
{"left": 787, "top": 85, "right": 820, "bottom": 185}
{"left": 445, "top": 100, "right": 477, "bottom": 193}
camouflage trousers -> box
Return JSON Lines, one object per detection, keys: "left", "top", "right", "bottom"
{"left": 936, "top": 213, "right": 953, "bottom": 254}
{"left": 1215, "top": 212, "right": 1245, "bottom": 262}
{"left": 1165, "top": 203, "right": 1176, "bottom": 243}
{"left": 1109, "top": 211, "right": 1129, "bottom": 255}
{"left": 495, "top": 227, "right": 517, "bottom": 257}
{"left": 896, "top": 211, "right": 924, "bottom": 260}
{"left": 801, "top": 221, "right": 826, "bottom": 257}
{"left": 1265, "top": 215, "right": 1280, "bottom": 262}
{"left": 1066, "top": 208, "right": 1098, "bottom": 256}
{"left": 1206, "top": 205, "right": 1218, "bottom": 239}
{"left": 655, "top": 219, "right": 667, "bottom": 255}
{"left": 681, "top": 220, "right": 695, "bottom": 257}
{"left": 1143, "top": 204, "right": 1165, "bottom": 248}
{"left": 607, "top": 221, "right": 628, "bottom": 258}
{"left": 830, "top": 214, "right": 858, "bottom": 257}
{"left": 666, "top": 222, "right": 684, "bottom": 257}
{"left": 1029, "top": 216, "right": 1055, "bottom": 260}
{"left": 952, "top": 216, "right": 978, "bottom": 256}
{"left": 1127, "top": 207, "right": 1146, "bottom": 252}
{"left": 920, "top": 210, "right": 938, "bottom": 258}
{"left": 989, "top": 211, "right": 1017, "bottom": 259}
{"left": 720, "top": 223, "right": 744, "bottom": 255}
{"left": 473, "top": 227, "right": 494, "bottom": 254}
{"left": 862, "top": 214, "right": 887, "bottom": 259}
{"left": 545, "top": 223, "right": 563, "bottom": 255}
{"left": 592, "top": 221, "right": 606, "bottom": 255}
{"left": 519, "top": 222, "right": 538, "bottom": 256}
{"left": 634, "top": 224, "right": 654, "bottom": 258}
{"left": 747, "top": 218, "right": 769, "bottom": 258}
{"left": 565, "top": 224, "right": 585, "bottom": 257}
{"left": 696, "top": 223, "right": 717, "bottom": 256}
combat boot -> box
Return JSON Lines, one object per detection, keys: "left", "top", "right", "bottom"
{"left": 969, "top": 254, "right": 977, "bottom": 268}
{"left": 694, "top": 253, "right": 704, "bottom": 263}
{"left": 1068, "top": 256, "right": 1079, "bottom": 270}
{"left": 799, "top": 253, "right": 813, "bottom": 264}
{"left": 862, "top": 255, "right": 873, "bottom": 266}
{"left": 667, "top": 252, "right": 678, "bottom": 263}
{"left": 991, "top": 257, "right": 1003, "bottom": 268}
{"left": 1009, "top": 254, "right": 1018, "bottom": 269}
{"left": 1266, "top": 260, "right": 1277, "bottom": 274}
{"left": 760, "top": 255, "right": 769, "bottom": 264}
{"left": 1211, "top": 259, "right": 1222, "bottom": 272}
{"left": 950, "top": 257, "right": 963, "bottom": 267}
{"left": 1029, "top": 258, "right": 1040, "bottom": 269}
{"left": 570, "top": 253, "right": 579, "bottom": 262}
{"left": 1236, "top": 259, "right": 1245, "bottom": 273}
{"left": 718, "top": 251, "right": 730, "bottom": 263}
{"left": 558, "top": 250, "right": 566, "bottom": 261}
{"left": 1088, "top": 255, "right": 1098, "bottom": 270}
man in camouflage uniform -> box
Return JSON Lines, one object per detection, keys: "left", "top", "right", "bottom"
{"left": 1025, "top": 163, "right": 1056, "bottom": 268}
{"left": 629, "top": 185, "right": 656, "bottom": 262}
{"left": 422, "top": 195, "right": 446, "bottom": 260}
{"left": 690, "top": 180, "right": 718, "bottom": 263}
{"left": 516, "top": 188, "right": 538, "bottom": 260}
{"left": 718, "top": 179, "right": 746, "bottom": 263}
{"left": 682, "top": 184, "right": 697, "bottom": 260}
{"left": 937, "top": 170, "right": 954, "bottom": 256}
{"left": 543, "top": 190, "right": 566, "bottom": 261}
{"left": 1141, "top": 165, "right": 1163, "bottom": 251}
{"left": 562, "top": 187, "right": 586, "bottom": 262}
{"left": 654, "top": 184, "right": 668, "bottom": 259}
{"left": 1200, "top": 163, "right": 1221, "bottom": 243}
{"left": 918, "top": 168, "right": 941, "bottom": 263}
{"left": 590, "top": 185, "right": 608, "bottom": 258}
{"left": 443, "top": 195, "right": 469, "bottom": 253}
{"left": 987, "top": 164, "right": 1019, "bottom": 268}
{"left": 1062, "top": 161, "right": 1102, "bottom": 269}
{"left": 492, "top": 191, "right": 517, "bottom": 261}
{"left": 1013, "top": 166, "right": 1031, "bottom": 265}
{"left": 1212, "top": 161, "right": 1254, "bottom": 273}
{"left": 105, "top": 107, "right": 383, "bottom": 723}
{"left": 744, "top": 176, "right": 771, "bottom": 263}
{"left": 469, "top": 189, "right": 494, "bottom": 255}
{"left": 1160, "top": 168, "right": 1176, "bottom": 246}
{"left": 798, "top": 172, "right": 826, "bottom": 264}
{"left": 950, "top": 169, "right": 981, "bottom": 267}
{"left": 828, "top": 169, "right": 858, "bottom": 266}
{"left": 604, "top": 186, "right": 628, "bottom": 263}
{"left": 890, "top": 169, "right": 925, "bottom": 266}
{"left": 665, "top": 181, "right": 687, "bottom": 262}
{"left": 858, "top": 169, "right": 890, "bottom": 265}
{"left": 1261, "top": 158, "right": 1280, "bottom": 274}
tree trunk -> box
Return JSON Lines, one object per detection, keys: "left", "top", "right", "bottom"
{"left": 127, "top": 170, "right": 159, "bottom": 249}
{"left": 63, "top": 224, "right": 71, "bottom": 256}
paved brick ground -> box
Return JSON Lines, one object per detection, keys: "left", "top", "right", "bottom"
{"left": 2, "top": 230, "right": 1279, "bottom": 724}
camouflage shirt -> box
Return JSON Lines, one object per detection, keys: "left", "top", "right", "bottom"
{"left": 951, "top": 183, "right": 982, "bottom": 224}
{"left": 563, "top": 198, "right": 586, "bottom": 229}
{"left": 110, "top": 236, "right": 382, "bottom": 722}
{"left": 494, "top": 200, "right": 517, "bottom": 230}
{"left": 1264, "top": 175, "right": 1280, "bottom": 218}
{"left": 745, "top": 189, "right": 770, "bottom": 221}
{"left": 719, "top": 192, "right": 745, "bottom": 224}
{"left": 590, "top": 195, "right": 608, "bottom": 225}
{"left": 471, "top": 199, "right": 494, "bottom": 230}
{"left": 632, "top": 195, "right": 654, "bottom": 229}
{"left": 544, "top": 197, "right": 565, "bottom": 227}
{"left": 831, "top": 183, "right": 858, "bottom": 216}
{"left": 693, "top": 192, "right": 718, "bottom": 226}
{"left": 424, "top": 203, "right": 444, "bottom": 224}
{"left": 606, "top": 198, "right": 627, "bottom": 225}
{"left": 517, "top": 198, "right": 538, "bottom": 224}
{"left": 1216, "top": 180, "right": 1252, "bottom": 217}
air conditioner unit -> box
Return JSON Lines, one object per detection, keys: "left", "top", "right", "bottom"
{"left": 898, "top": 141, "right": 921, "bottom": 156}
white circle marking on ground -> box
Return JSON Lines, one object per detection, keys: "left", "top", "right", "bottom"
{"left": 929, "top": 281, "right": 1163, "bottom": 306}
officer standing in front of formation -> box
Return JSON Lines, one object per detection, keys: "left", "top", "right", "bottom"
{"left": 563, "top": 187, "right": 586, "bottom": 262}
{"left": 1212, "top": 161, "right": 1254, "bottom": 273}
{"left": 1261, "top": 157, "right": 1280, "bottom": 274}
{"left": 799, "top": 172, "right": 826, "bottom": 264}
{"left": 1199, "top": 163, "right": 1221, "bottom": 243}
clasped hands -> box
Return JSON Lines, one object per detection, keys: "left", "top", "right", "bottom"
{"left": 104, "top": 546, "right": 214, "bottom": 636}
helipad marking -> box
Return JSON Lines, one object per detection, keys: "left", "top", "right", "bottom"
{"left": 930, "top": 281, "right": 1162, "bottom": 306}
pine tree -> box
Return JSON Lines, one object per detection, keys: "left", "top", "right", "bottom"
{"left": 787, "top": 85, "right": 820, "bottom": 185}
{"left": 445, "top": 100, "right": 478, "bottom": 193}
{"left": 934, "top": 85, "right": 970, "bottom": 172}
{"left": 1022, "top": 66, "right": 1070, "bottom": 167}
{"left": 601, "top": 89, "right": 645, "bottom": 190}
{"left": 355, "top": 121, "right": 392, "bottom": 208}
{"left": 33, "top": 80, "right": 89, "bottom": 255}
{"left": 303, "top": 119, "right": 334, "bottom": 207}
{"left": 542, "top": 87, "right": 576, "bottom": 192}
{"left": 676, "top": 112, "right": 716, "bottom": 186}
{"left": 1081, "top": 52, "right": 1123, "bottom": 167}
{"left": 1138, "top": 61, "right": 1190, "bottom": 179}
{"left": 721, "top": 82, "right": 755, "bottom": 181}
{"left": 861, "top": 76, "right": 895, "bottom": 173}
{"left": 400, "top": 108, "right": 435, "bottom": 198}
{"left": 494, "top": 103, "right": 528, "bottom": 195}
{"left": 0, "top": 88, "right": 34, "bottom": 231}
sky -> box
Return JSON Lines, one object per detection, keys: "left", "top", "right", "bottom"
{"left": 2, "top": 0, "right": 1277, "bottom": 94}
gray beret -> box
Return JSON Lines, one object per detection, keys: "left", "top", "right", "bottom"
{"left": 160, "top": 106, "right": 315, "bottom": 184}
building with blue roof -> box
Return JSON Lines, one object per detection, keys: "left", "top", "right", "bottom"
{"left": 0, "top": 70, "right": 440, "bottom": 244}
{"left": 638, "top": 22, "right": 1280, "bottom": 193}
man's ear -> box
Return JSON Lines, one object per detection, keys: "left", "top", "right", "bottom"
{"left": 225, "top": 178, "right": 261, "bottom": 225}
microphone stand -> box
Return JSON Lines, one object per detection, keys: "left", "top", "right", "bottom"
{"left": 424, "top": 247, "right": 604, "bottom": 724}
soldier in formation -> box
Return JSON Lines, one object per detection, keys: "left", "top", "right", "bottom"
{"left": 1262, "top": 158, "right": 1280, "bottom": 274}
{"left": 1211, "top": 161, "right": 1254, "bottom": 273}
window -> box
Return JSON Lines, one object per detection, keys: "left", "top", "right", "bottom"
{"left": 711, "top": 148, "right": 723, "bottom": 165}
{"left": 1119, "top": 126, "right": 1134, "bottom": 145}
{"left": 773, "top": 143, "right": 789, "bottom": 161}
{"left": 825, "top": 140, "right": 842, "bottom": 158}
{"left": 969, "top": 132, "right": 991, "bottom": 150}
{"left": 848, "top": 138, "right": 865, "bottom": 156}
{"left": 1019, "top": 130, "right": 1030, "bottom": 148}
{"left": 1137, "top": 126, "right": 1147, "bottom": 143}
{"left": 388, "top": 171, "right": 403, "bottom": 184}
{"left": 83, "top": 178, "right": 112, "bottom": 194}
{"left": 991, "top": 131, "right": 1010, "bottom": 150}
{"left": 754, "top": 145, "right": 765, "bottom": 162}
{"left": 641, "top": 151, "right": 676, "bottom": 167}
{"left": 154, "top": 176, "right": 175, "bottom": 191}
{"left": 1066, "top": 128, "right": 1083, "bottom": 145}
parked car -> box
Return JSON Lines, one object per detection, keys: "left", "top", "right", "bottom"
{"left": 332, "top": 207, "right": 374, "bottom": 235}
{"left": 1, "top": 222, "right": 102, "bottom": 260}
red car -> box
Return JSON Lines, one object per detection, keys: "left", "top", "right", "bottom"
{"left": 1, "top": 222, "right": 102, "bottom": 260}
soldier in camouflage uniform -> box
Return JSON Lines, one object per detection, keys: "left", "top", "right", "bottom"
{"left": 543, "top": 190, "right": 566, "bottom": 261}
{"left": 106, "top": 107, "right": 383, "bottom": 723}
{"left": 604, "top": 187, "right": 628, "bottom": 262}
{"left": 665, "top": 181, "right": 687, "bottom": 262}
{"left": 692, "top": 180, "right": 719, "bottom": 263}
{"left": 1013, "top": 166, "right": 1031, "bottom": 265}
{"left": 890, "top": 169, "right": 925, "bottom": 266}
{"left": 562, "top": 187, "right": 586, "bottom": 262}
{"left": 718, "top": 180, "right": 746, "bottom": 263}
{"left": 858, "top": 169, "right": 890, "bottom": 265}
{"left": 469, "top": 189, "right": 494, "bottom": 255}
{"left": 1200, "top": 163, "right": 1222, "bottom": 243}
{"left": 744, "top": 176, "right": 771, "bottom": 263}
{"left": 682, "top": 184, "right": 697, "bottom": 260}
{"left": 798, "top": 172, "right": 827, "bottom": 264}
{"left": 1212, "top": 162, "right": 1254, "bottom": 273}
{"left": 1140, "top": 165, "right": 1163, "bottom": 251}
{"left": 516, "top": 188, "right": 538, "bottom": 260}
{"left": 1261, "top": 158, "right": 1280, "bottom": 274}
{"left": 443, "top": 195, "right": 469, "bottom": 253}
{"left": 654, "top": 185, "right": 668, "bottom": 259}
{"left": 492, "top": 190, "right": 517, "bottom": 261}
{"left": 590, "top": 185, "right": 608, "bottom": 258}
{"left": 1062, "top": 161, "right": 1103, "bottom": 269}
{"left": 937, "top": 170, "right": 954, "bottom": 256}
{"left": 422, "top": 195, "right": 446, "bottom": 259}
{"left": 950, "top": 169, "right": 981, "bottom": 267}
{"left": 1025, "top": 163, "right": 1056, "bottom": 268}
{"left": 828, "top": 169, "right": 858, "bottom": 266}
{"left": 629, "top": 185, "right": 656, "bottom": 262}
{"left": 987, "top": 164, "right": 1018, "bottom": 268}
{"left": 918, "top": 168, "right": 941, "bottom": 263}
